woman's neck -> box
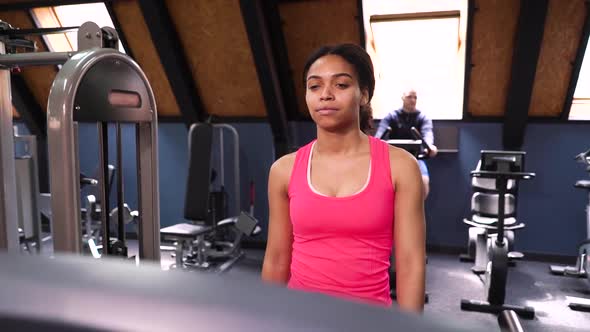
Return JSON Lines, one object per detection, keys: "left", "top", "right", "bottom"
{"left": 314, "top": 128, "right": 367, "bottom": 156}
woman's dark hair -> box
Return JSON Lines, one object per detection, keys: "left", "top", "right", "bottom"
{"left": 302, "top": 43, "right": 375, "bottom": 133}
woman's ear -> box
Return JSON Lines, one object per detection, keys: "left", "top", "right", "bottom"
{"left": 361, "top": 89, "right": 369, "bottom": 106}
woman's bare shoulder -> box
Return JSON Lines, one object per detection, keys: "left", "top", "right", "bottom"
{"left": 269, "top": 151, "right": 297, "bottom": 182}
{"left": 387, "top": 145, "right": 418, "bottom": 167}
{"left": 386, "top": 145, "right": 421, "bottom": 181}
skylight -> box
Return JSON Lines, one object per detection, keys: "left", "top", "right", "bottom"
{"left": 30, "top": 3, "right": 126, "bottom": 53}
{"left": 363, "top": 0, "right": 468, "bottom": 120}
{"left": 569, "top": 38, "right": 590, "bottom": 120}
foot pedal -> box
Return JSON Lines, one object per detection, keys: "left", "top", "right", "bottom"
{"left": 472, "top": 266, "right": 486, "bottom": 275}
{"left": 508, "top": 251, "right": 524, "bottom": 260}
{"left": 508, "top": 251, "right": 523, "bottom": 267}
{"left": 564, "top": 267, "right": 588, "bottom": 278}
{"left": 569, "top": 303, "right": 590, "bottom": 312}
{"left": 550, "top": 265, "right": 566, "bottom": 275}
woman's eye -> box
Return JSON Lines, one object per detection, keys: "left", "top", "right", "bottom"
{"left": 336, "top": 83, "right": 349, "bottom": 89}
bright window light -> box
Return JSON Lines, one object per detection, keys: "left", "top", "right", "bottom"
{"left": 31, "top": 3, "right": 126, "bottom": 53}
{"left": 569, "top": 40, "right": 590, "bottom": 120}
{"left": 363, "top": 0, "right": 468, "bottom": 120}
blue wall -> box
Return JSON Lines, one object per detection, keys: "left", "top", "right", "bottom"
{"left": 519, "top": 123, "right": 589, "bottom": 255}
{"left": 154, "top": 123, "right": 188, "bottom": 227}
{"left": 77, "top": 120, "right": 590, "bottom": 256}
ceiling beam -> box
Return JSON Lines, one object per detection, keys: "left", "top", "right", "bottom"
{"left": 502, "top": 0, "right": 549, "bottom": 150}
{"left": 462, "top": 0, "right": 476, "bottom": 120}
{"left": 260, "top": 0, "right": 300, "bottom": 122}
{"left": 137, "top": 0, "right": 205, "bottom": 126}
{"left": 357, "top": 0, "right": 365, "bottom": 47}
{"left": 104, "top": 1, "right": 134, "bottom": 59}
{"left": 240, "top": 0, "right": 292, "bottom": 158}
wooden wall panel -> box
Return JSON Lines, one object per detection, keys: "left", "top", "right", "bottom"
{"left": 279, "top": 0, "right": 360, "bottom": 116}
{"left": 112, "top": 1, "right": 180, "bottom": 117}
{"left": 0, "top": 9, "right": 56, "bottom": 112}
{"left": 468, "top": 0, "right": 520, "bottom": 117}
{"left": 166, "top": 0, "right": 266, "bottom": 117}
{"left": 529, "top": 0, "right": 587, "bottom": 117}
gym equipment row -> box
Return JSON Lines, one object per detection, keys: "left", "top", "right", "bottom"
{"left": 1, "top": 20, "right": 260, "bottom": 270}
{"left": 0, "top": 20, "right": 160, "bottom": 261}
{"left": 458, "top": 148, "right": 590, "bottom": 319}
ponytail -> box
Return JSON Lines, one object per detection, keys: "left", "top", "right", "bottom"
{"left": 359, "top": 103, "right": 374, "bottom": 134}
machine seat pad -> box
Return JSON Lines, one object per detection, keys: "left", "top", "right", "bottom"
{"left": 161, "top": 223, "right": 212, "bottom": 238}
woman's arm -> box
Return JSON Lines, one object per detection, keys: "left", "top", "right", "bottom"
{"left": 261, "top": 154, "right": 295, "bottom": 285}
{"left": 390, "top": 148, "right": 427, "bottom": 312}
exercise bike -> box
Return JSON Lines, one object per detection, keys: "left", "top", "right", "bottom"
{"left": 548, "top": 149, "right": 590, "bottom": 311}
{"left": 380, "top": 126, "right": 432, "bottom": 159}
{"left": 460, "top": 162, "right": 524, "bottom": 273}
{"left": 460, "top": 150, "right": 536, "bottom": 319}
{"left": 550, "top": 149, "right": 590, "bottom": 278}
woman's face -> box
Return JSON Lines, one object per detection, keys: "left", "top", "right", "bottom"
{"left": 305, "top": 54, "right": 367, "bottom": 132}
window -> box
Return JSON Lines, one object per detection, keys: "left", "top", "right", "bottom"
{"left": 30, "top": 3, "right": 125, "bottom": 53}
{"left": 569, "top": 39, "right": 590, "bottom": 120}
{"left": 363, "top": 0, "right": 468, "bottom": 120}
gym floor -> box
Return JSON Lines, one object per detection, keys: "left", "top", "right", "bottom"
{"left": 43, "top": 239, "right": 590, "bottom": 331}
{"left": 163, "top": 248, "right": 590, "bottom": 332}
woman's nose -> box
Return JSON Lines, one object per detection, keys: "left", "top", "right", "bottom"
{"left": 320, "top": 86, "right": 334, "bottom": 100}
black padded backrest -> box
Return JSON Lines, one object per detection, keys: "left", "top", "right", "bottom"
{"left": 471, "top": 160, "right": 518, "bottom": 193}
{"left": 184, "top": 123, "right": 213, "bottom": 222}
{"left": 471, "top": 192, "right": 516, "bottom": 217}
{"left": 470, "top": 159, "right": 519, "bottom": 218}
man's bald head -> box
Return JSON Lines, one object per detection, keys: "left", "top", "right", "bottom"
{"left": 401, "top": 88, "right": 417, "bottom": 112}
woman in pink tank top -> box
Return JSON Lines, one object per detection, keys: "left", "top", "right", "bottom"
{"left": 261, "top": 44, "right": 426, "bottom": 313}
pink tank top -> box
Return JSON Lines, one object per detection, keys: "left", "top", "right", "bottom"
{"left": 287, "top": 136, "right": 395, "bottom": 306}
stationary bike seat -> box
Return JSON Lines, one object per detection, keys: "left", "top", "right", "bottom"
{"left": 574, "top": 180, "right": 590, "bottom": 190}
